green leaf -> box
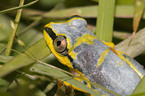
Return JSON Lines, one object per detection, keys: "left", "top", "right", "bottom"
{"left": 96, "top": 0, "right": 115, "bottom": 41}
{"left": 8, "top": 75, "right": 47, "bottom": 96}
{"left": 23, "top": 5, "right": 145, "bottom": 20}
{"left": 132, "top": 76, "right": 145, "bottom": 96}
{"left": 0, "top": 91, "right": 10, "bottom": 96}
{"left": 0, "top": 24, "right": 9, "bottom": 41}
{"left": 0, "top": 14, "right": 43, "bottom": 55}
{"left": 0, "top": 38, "right": 51, "bottom": 77}
{"left": 43, "top": 82, "right": 56, "bottom": 93}
{"left": 116, "top": 0, "right": 135, "bottom": 5}
{"left": 0, "top": 55, "right": 13, "bottom": 63}
{"left": 0, "top": 78, "right": 10, "bottom": 91}
{"left": 115, "top": 28, "right": 145, "bottom": 58}
{"left": 133, "top": 0, "right": 144, "bottom": 32}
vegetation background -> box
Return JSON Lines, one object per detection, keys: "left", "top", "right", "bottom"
{"left": 0, "top": 0, "right": 145, "bottom": 96}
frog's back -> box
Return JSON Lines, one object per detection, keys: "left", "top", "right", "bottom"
{"left": 73, "top": 39, "right": 145, "bottom": 95}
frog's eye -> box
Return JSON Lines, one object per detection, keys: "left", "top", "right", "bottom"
{"left": 54, "top": 36, "right": 68, "bottom": 55}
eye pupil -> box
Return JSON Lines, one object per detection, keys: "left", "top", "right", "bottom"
{"left": 57, "top": 41, "right": 61, "bottom": 46}
{"left": 54, "top": 36, "right": 68, "bottom": 55}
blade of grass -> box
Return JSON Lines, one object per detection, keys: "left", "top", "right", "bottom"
{"left": 93, "top": 0, "right": 135, "bottom": 5}
{"left": 133, "top": 0, "right": 144, "bottom": 33}
{"left": 0, "top": 78, "right": 10, "bottom": 91}
{"left": 132, "top": 76, "right": 145, "bottom": 95}
{"left": 17, "top": 19, "right": 42, "bottom": 36}
{"left": 129, "top": 0, "right": 145, "bottom": 45}
{"left": 0, "top": 38, "right": 51, "bottom": 77}
{"left": 0, "top": 0, "right": 39, "bottom": 14}
{"left": 87, "top": 24, "right": 132, "bottom": 39}
{"left": 95, "top": 0, "right": 115, "bottom": 42}
{"left": 0, "top": 55, "right": 13, "bottom": 63}
{"left": 113, "top": 31, "right": 131, "bottom": 39}
{"left": 5, "top": 0, "right": 24, "bottom": 56}
{"left": 0, "top": 43, "right": 22, "bottom": 55}
{"left": 115, "top": 28, "right": 145, "bottom": 58}
{"left": 47, "top": 4, "right": 142, "bottom": 18}
{"left": 21, "top": 5, "right": 145, "bottom": 20}
{"left": 43, "top": 82, "right": 56, "bottom": 93}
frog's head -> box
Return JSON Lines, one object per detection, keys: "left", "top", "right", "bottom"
{"left": 43, "top": 16, "right": 95, "bottom": 68}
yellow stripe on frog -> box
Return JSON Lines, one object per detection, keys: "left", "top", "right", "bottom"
{"left": 96, "top": 49, "right": 109, "bottom": 69}
{"left": 126, "top": 58, "right": 144, "bottom": 79}
{"left": 117, "top": 53, "right": 143, "bottom": 79}
{"left": 68, "top": 34, "right": 96, "bottom": 60}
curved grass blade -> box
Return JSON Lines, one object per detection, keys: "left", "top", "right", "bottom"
{"left": 128, "top": 0, "right": 145, "bottom": 45}
{"left": 133, "top": 0, "right": 144, "bottom": 33}
{"left": 0, "top": 0, "right": 39, "bottom": 14}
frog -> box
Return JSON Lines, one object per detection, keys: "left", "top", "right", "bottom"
{"left": 43, "top": 16, "right": 145, "bottom": 96}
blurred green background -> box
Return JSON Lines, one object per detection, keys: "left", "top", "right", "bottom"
{"left": 0, "top": 0, "right": 145, "bottom": 96}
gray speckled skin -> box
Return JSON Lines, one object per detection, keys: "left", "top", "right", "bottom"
{"left": 49, "top": 18, "right": 145, "bottom": 96}
{"left": 73, "top": 42, "right": 145, "bottom": 96}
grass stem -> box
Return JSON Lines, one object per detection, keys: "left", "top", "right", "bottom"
{"left": 5, "top": 0, "right": 25, "bottom": 56}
